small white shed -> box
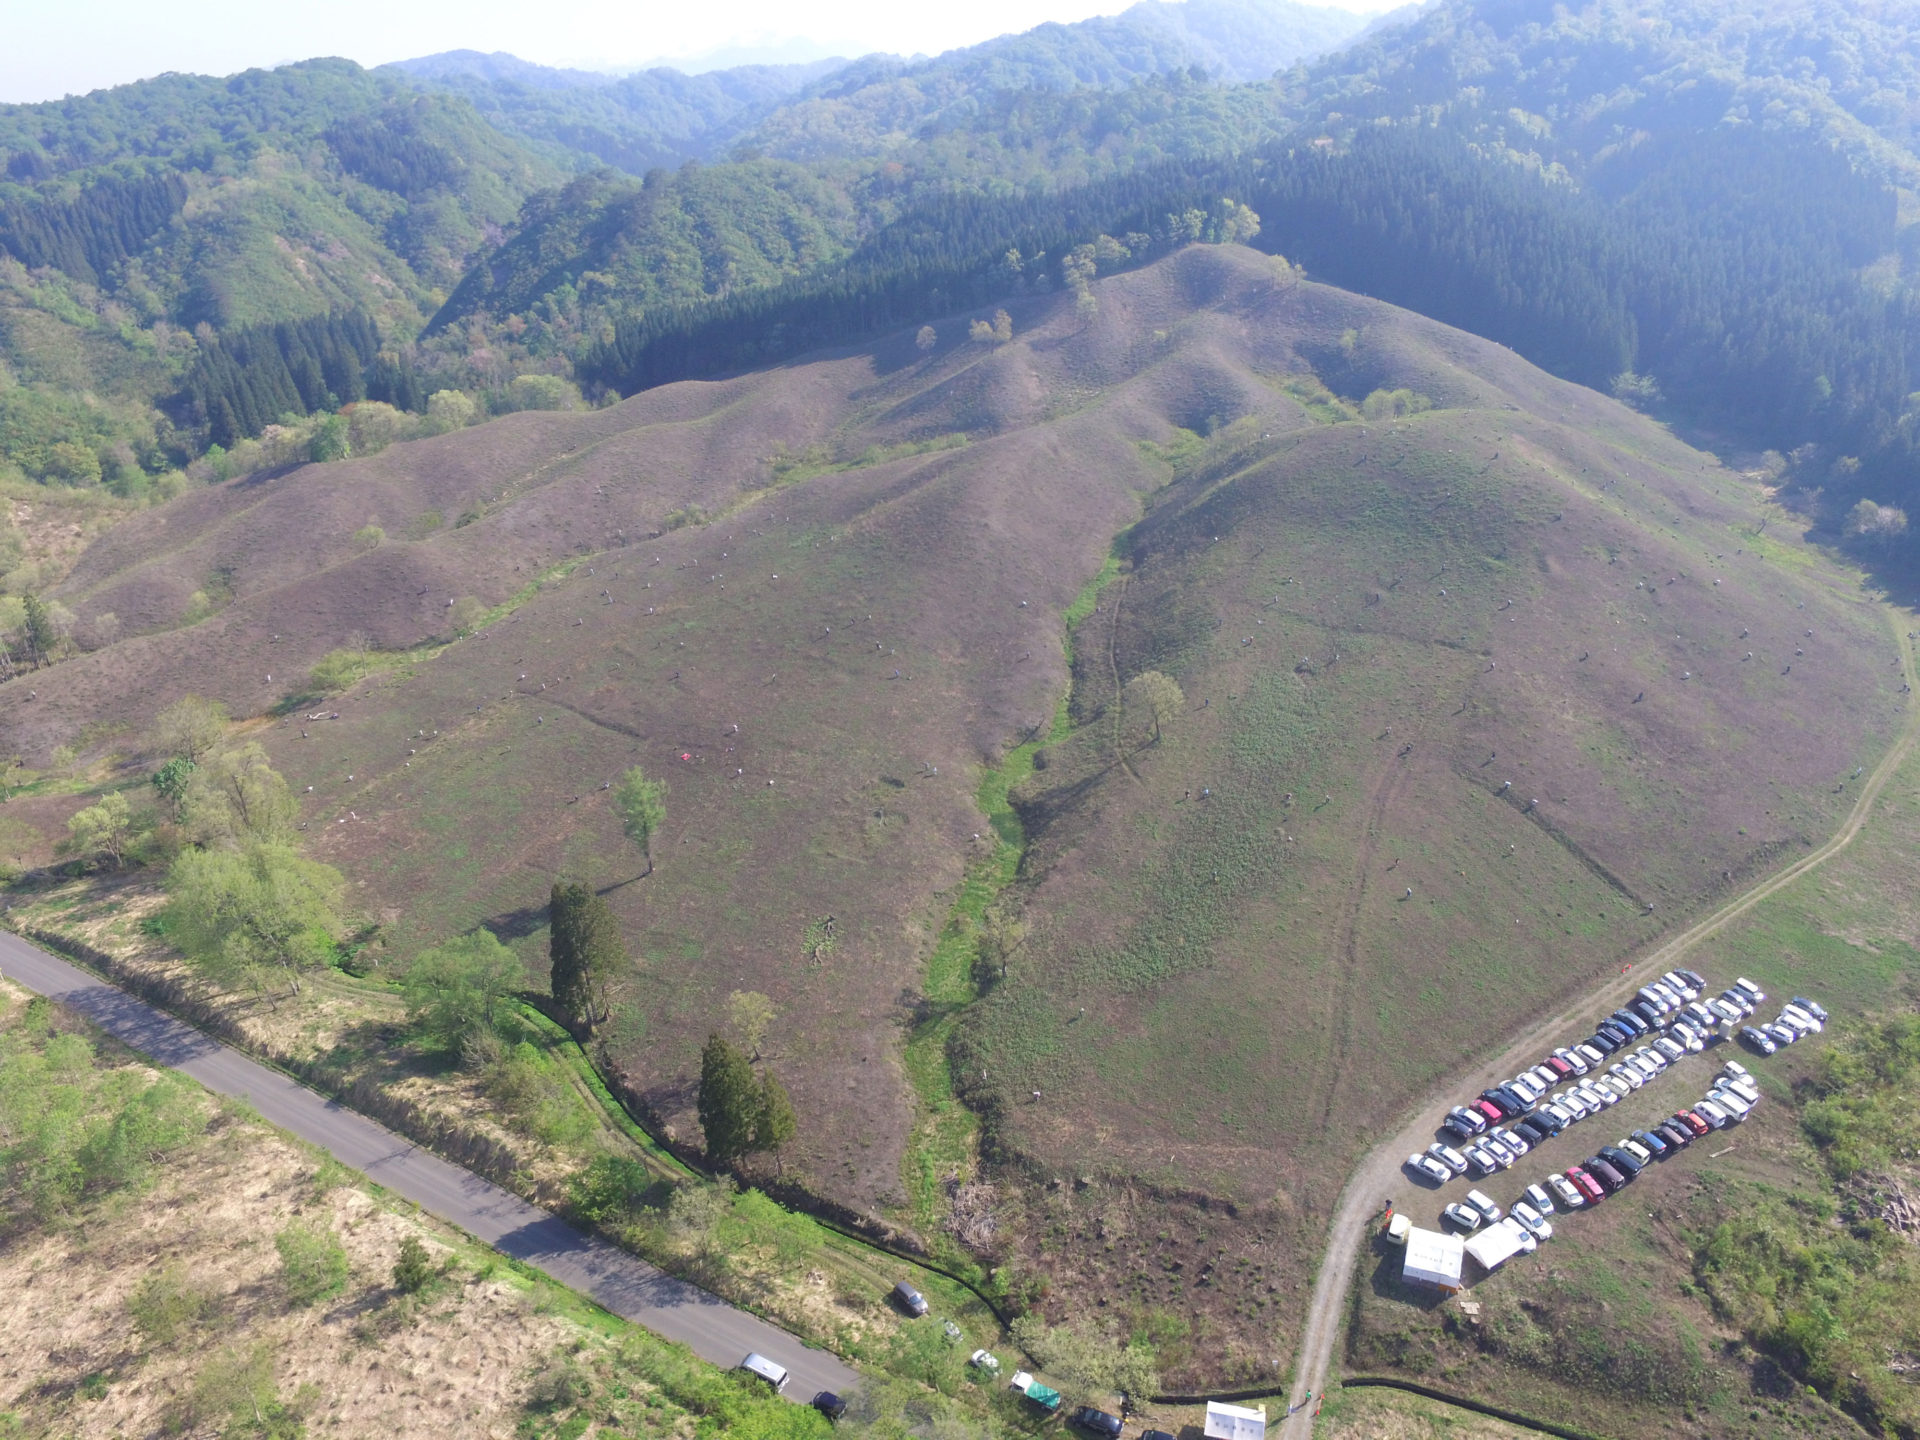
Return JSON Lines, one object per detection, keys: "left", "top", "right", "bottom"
{"left": 1401, "top": 1226, "right": 1465, "bottom": 1292}
{"left": 1204, "top": 1401, "right": 1268, "bottom": 1440}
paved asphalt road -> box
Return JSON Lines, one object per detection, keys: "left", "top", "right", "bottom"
{"left": 0, "top": 929, "right": 860, "bottom": 1405}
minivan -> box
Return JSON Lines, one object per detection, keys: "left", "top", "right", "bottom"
{"left": 1584, "top": 1157, "right": 1628, "bottom": 1192}
{"left": 741, "top": 1354, "right": 790, "bottom": 1392}
{"left": 1792, "top": 997, "right": 1829, "bottom": 1023}
{"left": 893, "top": 1281, "right": 930, "bottom": 1316}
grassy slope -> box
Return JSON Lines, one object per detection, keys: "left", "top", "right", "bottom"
{"left": 1338, "top": 602, "right": 1920, "bottom": 1438}
{"left": 0, "top": 246, "right": 1901, "bottom": 1391}
{"left": 952, "top": 280, "right": 1900, "bottom": 1385}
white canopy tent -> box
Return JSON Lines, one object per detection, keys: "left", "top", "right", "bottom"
{"left": 1465, "top": 1218, "right": 1529, "bottom": 1273}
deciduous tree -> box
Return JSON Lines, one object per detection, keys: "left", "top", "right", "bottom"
{"left": 150, "top": 695, "right": 229, "bottom": 764}
{"left": 403, "top": 930, "right": 524, "bottom": 1050}
{"left": 612, "top": 766, "right": 667, "bottom": 876}
{"left": 726, "top": 989, "right": 776, "bottom": 1059}
{"left": 168, "top": 842, "right": 346, "bottom": 996}
{"left": 66, "top": 790, "right": 134, "bottom": 867}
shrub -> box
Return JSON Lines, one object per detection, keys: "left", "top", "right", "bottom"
{"left": 392, "top": 1235, "right": 433, "bottom": 1295}
{"left": 274, "top": 1220, "right": 348, "bottom": 1305}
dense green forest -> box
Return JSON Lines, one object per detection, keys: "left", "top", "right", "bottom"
{"left": 4, "top": 0, "right": 1920, "bottom": 559}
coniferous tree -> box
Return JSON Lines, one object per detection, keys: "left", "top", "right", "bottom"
{"left": 698, "top": 1033, "right": 759, "bottom": 1164}
{"left": 754, "top": 1069, "right": 797, "bottom": 1173}
{"left": 548, "top": 880, "right": 627, "bottom": 1028}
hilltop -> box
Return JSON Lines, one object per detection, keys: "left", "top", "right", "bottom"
{"left": 1, "top": 243, "right": 1900, "bottom": 1382}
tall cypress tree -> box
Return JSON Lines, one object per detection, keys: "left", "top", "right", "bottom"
{"left": 754, "top": 1069, "right": 798, "bottom": 1174}
{"left": 547, "top": 880, "right": 627, "bottom": 1028}
{"left": 698, "top": 1033, "right": 758, "bottom": 1164}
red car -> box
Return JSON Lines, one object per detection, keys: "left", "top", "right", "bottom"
{"left": 1543, "top": 1055, "right": 1575, "bottom": 1078}
{"left": 1471, "top": 1099, "right": 1505, "bottom": 1123}
{"left": 1566, "top": 1167, "right": 1606, "bottom": 1204}
{"left": 1674, "top": 1110, "right": 1711, "bottom": 1137}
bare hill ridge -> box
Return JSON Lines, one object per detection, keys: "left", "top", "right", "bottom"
{"left": 1, "top": 249, "right": 1898, "bottom": 1302}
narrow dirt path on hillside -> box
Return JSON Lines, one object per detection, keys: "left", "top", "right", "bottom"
{"left": 1315, "top": 752, "right": 1416, "bottom": 1129}
{"left": 1277, "top": 611, "right": 1919, "bottom": 1436}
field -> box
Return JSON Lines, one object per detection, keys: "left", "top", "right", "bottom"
{"left": 0, "top": 975, "right": 837, "bottom": 1440}
{"left": 0, "top": 243, "right": 1903, "bottom": 1388}
{"left": 1334, "top": 682, "right": 1920, "bottom": 1438}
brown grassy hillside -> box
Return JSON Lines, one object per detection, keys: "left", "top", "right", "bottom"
{"left": 0, "top": 246, "right": 1901, "bottom": 1384}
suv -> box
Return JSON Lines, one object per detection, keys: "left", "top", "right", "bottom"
{"left": 1734, "top": 976, "right": 1767, "bottom": 1003}
{"left": 1443, "top": 1201, "right": 1484, "bottom": 1232}
{"left": 1070, "top": 1408, "right": 1124, "bottom": 1438}
{"left": 1512, "top": 1201, "right": 1554, "bottom": 1240}
{"left": 1466, "top": 1189, "right": 1503, "bottom": 1221}
{"left": 1447, "top": 1105, "right": 1489, "bottom": 1134}
{"left": 1631, "top": 1128, "right": 1670, "bottom": 1158}
{"left": 892, "top": 1282, "right": 930, "bottom": 1316}
{"left": 1544, "top": 1054, "right": 1576, "bottom": 1079}
{"left": 1739, "top": 1025, "right": 1777, "bottom": 1056}
{"left": 1584, "top": 1157, "right": 1628, "bottom": 1192}
{"left": 1792, "top": 997, "right": 1829, "bottom": 1023}
{"left": 1524, "top": 1182, "right": 1557, "bottom": 1214}
{"left": 1655, "top": 1121, "right": 1692, "bottom": 1149}
{"left": 1566, "top": 1167, "right": 1606, "bottom": 1204}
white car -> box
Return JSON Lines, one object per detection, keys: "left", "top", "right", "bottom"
{"left": 1428, "top": 1142, "right": 1470, "bottom": 1175}
{"left": 1547, "top": 1173, "right": 1586, "bottom": 1209}
{"left": 1542, "top": 1101, "right": 1577, "bottom": 1128}
{"left": 1512, "top": 1201, "right": 1554, "bottom": 1241}
{"left": 1574, "top": 1043, "right": 1607, "bottom": 1069}
{"left": 1608, "top": 1064, "right": 1645, "bottom": 1091}
{"left": 1466, "top": 1189, "right": 1503, "bottom": 1221}
{"left": 1553, "top": 1046, "right": 1590, "bottom": 1076}
{"left": 1632, "top": 1046, "right": 1667, "bottom": 1072}
{"left": 1781, "top": 1004, "right": 1823, "bottom": 1034}
{"left": 1722, "top": 1059, "right": 1750, "bottom": 1080}
{"left": 1407, "top": 1153, "right": 1453, "bottom": 1183}
{"left": 1709, "top": 1088, "right": 1753, "bottom": 1120}
{"left": 1654, "top": 1036, "right": 1687, "bottom": 1062}
{"left": 1735, "top": 976, "right": 1767, "bottom": 1003}
{"left": 1490, "top": 1127, "right": 1530, "bottom": 1156}
{"left": 1721, "top": 1075, "right": 1761, "bottom": 1103}
{"left": 1555, "top": 1090, "right": 1590, "bottom": 1120}
{"left": 1508, "top": 1073, "right": 1546, "bottom": 1102}
{"left": 1524, "top": 1182, "right": 1556, "bottom": 1215}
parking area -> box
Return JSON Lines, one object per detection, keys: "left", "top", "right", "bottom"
{"left": 1391, "top": 974, "right": 1830, "bottom": 1285}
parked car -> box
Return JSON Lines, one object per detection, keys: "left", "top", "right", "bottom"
{"left": 1480, "top": 1134, "right": 1517, "bottom": 1167}
{"left": 1448, "top": 1105, "right": 1490, "bottom": 1135}
{"left": 1587, "top": 1030, "right": 1622, "bottom": 1055}
{"left": 1632, "top": 1046, "right": 1667, "bottom": 1072}
{"left": 893, "top": 1282, "right": 930, "bottom": 1316}
{"left": 1479, "top": 1088, "right": 1524, "bottom": 1119}
{"left": 1781, "top": 1004, "right": 1823, "bottom": 1034}
{"left": 1584, "top": 1157, "right": 1628, "bottom": 1192}
{"left": 1512, "top": 1201, "right": 1554, "bottom": 1240}
{"left": 1717, "top": 989, "right": 1754, "bottom": 1018}
{"left": 1792, "top": 997, "right": 1829, "bottom": 1023}
{"left": 1654, "top": 1036, "right": 1688, "bottom": 1062}
{"left": 1544, "top": 1054, "right": 1576, "bottom": 1079}
{"left": 1466, "top": 1189, "right": 1503, "bottom": 1221}
{"left": 1734, "top": 976, "right": 1766, "bottom": 1003}
{"left": 1526, "top": 1064, "right": 1560, "bottom": 1090}
{"left": 1140, "top": 1430, "right": 1178, "bottom": 1440}
{"left": 1566, "top": 1167, "right": 1606, "bottom": 1204}
{"left": 1554, "top": 1091, "right": 1590, "bottom": 1121}
{"left": 1629, "top": 1000, "right": 1665, "bottom": 1028}
{"left": 1548, "top": 1173, "right": 1585, "bottom": 1209}
{"left": 1655, "top": 1121, "right": 1692, "bottom": 1149}
{"left": 1472, "top": 1098, "right": 1507, "bottom": 1123}
{"left": 1608, "top": 1064, "right": 1644, "bottom": 1091}
{"left": 1525, "top": 1182, "right": 1557, "bottom": 1214}
{"left": 1491, "top": 1126, "right": 1530, "bottom": 1156}
{"left": 1722, "top": 1059, "right": 1750, "bottom": 1080}
{"left": 1600, "top": 1144, "right": 1646, "bottom": 1176}
{"left": 1429, "top": 1142, "right": 1470, "bottom": 1175}
{"left": 1673, "top": 1110, "right": 1711, "bottom": 1137}
{"left": 1631, "top": 1128, "right": 1670, "bottom": 1158}
{"left": 1552, "top": 1047, "right": 1589, "bottom": 1075}
{"left": 1575, "top": 1042, "right": 1608, "bottom": 1069}
{"left": 1721, "top": 1075, "right": 1761, "bottom": 1104}
{"left": 1708, "top": 1088, "right": 1752, "bottom": 1119}
{"left": 1739, "top": 1025, "right": 1778, "bottom": 1056}
{"left": 1513, "top": 1117, "right": 1552, "bottom": 1146}
{"left": 741, "top": 1355, "right": 790, "bottom": 1392}
{"left": 1677, "top": 968, "right": 1708, "bottom": 993}
{"left": 1070, "top": 1407, "right": 1123, "bottom": 1438}
{"left": 1617, "top": 1137, "right": 1654, "bottom": 1165}
{"left": 813, "top": 1393, "right": 849, "bottom": 1420}
{"left": 1594, "top": 1075, "right": 1631, "bottom": 1102}
{"left": 1443, "top": 1202, "right": 1484, "bottom": 1232}
{"left": 1441, "top": 1117, "right": 1480, "bottom": 1145}
{"left": 1671, "top": 1022, "right": 1706, "bottom": 1052}
{"left": 1692, "top": 1099, "right": 1732, "bottom": 1129}
{"left": 1709, "top": 998, "right": 1746, "bottom": 1024}
{"left": 1466, "top": 1147, "right": 1499, "bottom": 1178}
{"left": 1765, "top": 1021, "right": 1799, "bottom": 1047}
{"left": 1507, "top": 1074, "right": 1545, "bottom": 1103}
{"left": 970, "top": 1350, "right": 1001, "bottom": 1373}
{"left": 1407, "top": 1153, "right": 1453, "bottom": 1183}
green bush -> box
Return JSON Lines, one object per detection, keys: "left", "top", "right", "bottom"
{"left": 274, "top": 1220, "right": 349, "bottom": 1306}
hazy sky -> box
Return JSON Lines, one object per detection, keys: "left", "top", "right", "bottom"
{"left": 1, "top": 0, "right": 1388, "bottom": 105}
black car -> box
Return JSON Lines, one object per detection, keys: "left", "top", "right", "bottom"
{"left": 1597, "top": 1020, "right": 1634, "bottom": 1045}
{"left": 1598, "top": 1145, "right": 1645, "bottom": 1178}
{"left": 1525, "top": 1108, "right": 1564, "bottom": 1137}
{"left": 1656, "top": 1122, "right": 1692, "bottom": 1149}
{"left": 1070, "top": 1408, "right": 1124, "bottom": 1438}
{"left": 1631, "top": 1128, "right": 1670, "bottom": 1158}
{"left": 1611, "top": 1009, "right": 1650, "bottom": 1035}
{"left": 1513, "top": 1117, "right": 1551, "bottom": 1145}
{"left": 1629, "top": 1000, "right": 1663, "bottom": 1027}
{"left": 1677, "top": 968, "right": 1707, "bottom": 990}
{"left": 1585, "top": 1157, "right": 1628, "bottom": 1192}
{"left": 1441, "top": 1117, "right": 1479, "bottom": 1145}
{"left": 1140, "top": 1431, "right": 1177, "bottom": 1440}
{"left": 1480, "top": 1087, "right": 1525, "bottom": 1118}
{"left": 1793, "top": 996, "right": 1830, "bottom": 1023}
{"left": 1587, "top": 1029, "right": 1623, "bottom": 1054}
{"left": 813, "top": 1393, "right": 849, "bottom": 1421}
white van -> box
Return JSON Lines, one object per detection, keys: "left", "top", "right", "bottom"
{"left": 740, "top": 1354, "right": 790, "bottom": 1392}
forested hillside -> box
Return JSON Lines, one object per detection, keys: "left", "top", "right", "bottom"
{"left": 7, "top": 0, "right": 1920, "bottom": 579}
